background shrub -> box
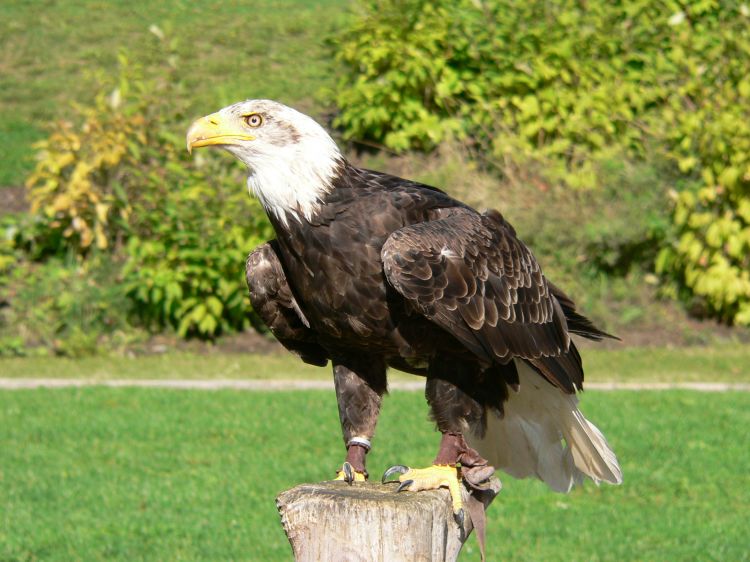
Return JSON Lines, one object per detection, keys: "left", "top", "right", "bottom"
{"left": 15, "top": 46, "right": 272, "bottom": 347}
{"left": 0, "top": 254, "right": 135, "bottom": 357}
{"left": 335, "top": 0, "right": 750, "bottom": 326}
{"left": 335, "top": 0, "right": 675, "bottom": 187}
{"left": 122, "top": 160, "right": 272, "bottom": 337}
{"left": 6, "top": 2, "right": 750, "bottom": 357}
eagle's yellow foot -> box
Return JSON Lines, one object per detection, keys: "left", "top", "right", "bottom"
{"left": 382, "top": 464, "right": 464, "bottom": 525}
{"left": 335, "top": 461, "right": 367, "bottom": 484}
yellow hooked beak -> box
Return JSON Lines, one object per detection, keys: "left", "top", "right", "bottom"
{"left": 186, "top": 112, "right": 255, "bottom": 153}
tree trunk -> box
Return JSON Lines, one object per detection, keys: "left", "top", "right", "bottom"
{"left": 276, "top": 480, "right": 499, "bottom": 562}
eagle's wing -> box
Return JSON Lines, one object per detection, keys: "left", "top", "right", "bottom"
{"left": 246, "top": 241, "right": 328, "bottom": 366}
{"left": 382, "top": 207, "right": 582, "bottom": 392}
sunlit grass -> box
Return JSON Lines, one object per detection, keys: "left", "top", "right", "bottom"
{"left": 0, "top": 389, "right": 748, "bottom": 561}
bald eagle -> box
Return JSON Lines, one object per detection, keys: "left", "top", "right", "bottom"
{"left": 186, "top": 100, "right": 622, "bottom": 523}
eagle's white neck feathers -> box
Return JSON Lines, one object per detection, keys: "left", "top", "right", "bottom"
{"left": 220, "top": 101, "right": 343, "bottom": 226}
{"left": 245, "top": 141, "right": 341, "bottom": 226}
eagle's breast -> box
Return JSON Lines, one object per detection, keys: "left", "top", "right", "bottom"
{"left": 269, "top": 186, "right": 417, "bottom": 348}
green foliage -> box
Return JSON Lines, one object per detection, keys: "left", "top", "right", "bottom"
{"left": 0, "top": 215, "right": 21, "bottom": 287}
{"left": 24, "top": 47, "right": 197, "bottom": 257}
{"left": 336, "top": 0, "right": 750, "bottom": 325}
{"left": 122, "top": 159, "right": 271, "bottom": 338}
{"left": 655, "top": 12, "right": 750, "bottom": 325}
{"left": 0, "top": 216, "right": 25, "bottom": 357}
{"left": 0, "top": 255, "right": 136, "bottom": 357}
{"left": 335, "top": 0, "right": 676, "bottom": 187}
{"left": 516, "top": 154, "right": 672, "bottom": 279}
{"left": 25, "top": 73, "right": 146, "bottom": 254}
{"left": 17, "top": 43, "right": 272, "bottom": 344}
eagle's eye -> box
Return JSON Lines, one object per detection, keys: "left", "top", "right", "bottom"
{"left": 244, "top": 113, "right": 263, "bottom": 128}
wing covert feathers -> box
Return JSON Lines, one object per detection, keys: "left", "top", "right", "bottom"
{"left": 466, "top": 361, "right": 622, "bottom": 492}
{"left": 382, "top": 207, "right": 584, "bottom": 391}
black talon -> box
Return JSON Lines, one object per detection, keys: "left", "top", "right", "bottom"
{"left": 382, "top": 464, "right": 409, "bottom": 484}
{"left": 343, "top": 462, "right": 354, "bottom": 485}
{"left": 396, "top": 479, "right": 413, "bottom": 493}
{"left": 455, "top": 508, "right": 465, "bottom": 528}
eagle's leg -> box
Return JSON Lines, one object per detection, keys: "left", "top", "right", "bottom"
{"left": 383, "top": 369, "right": 493, "bottom": 521}
{"left": 425, "top": 376, "right": 492, "bottom": 475}
{"left": 332, "top": 357, "right": 387, "bottom": 484}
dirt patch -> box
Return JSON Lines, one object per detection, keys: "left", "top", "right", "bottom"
{"left": 134, "top": 329, "right": 284, "bottom": 356}
{"left": 0, "top": 186, "right": 28, "bottom": 215}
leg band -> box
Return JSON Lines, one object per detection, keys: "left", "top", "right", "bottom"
{"left": 347, "top": 437, "right": 372, "bottom": 451}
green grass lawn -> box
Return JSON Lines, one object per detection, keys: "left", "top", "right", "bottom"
{"left": 1, "top": 343, "right": 749, "bottom": 383}
{"left": 0, "top": 0, "right": 348, "bottom": 186}
{"left": 1, "top": 388, "right": 748, "bottom": 561}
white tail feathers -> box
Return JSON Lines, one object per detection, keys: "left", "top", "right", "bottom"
{"left": 466, "top": 361, "right": 623, "bottom": 493}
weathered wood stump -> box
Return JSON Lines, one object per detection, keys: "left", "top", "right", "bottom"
{"left": 276, "top": 479, "right": 499, "bottom": 562}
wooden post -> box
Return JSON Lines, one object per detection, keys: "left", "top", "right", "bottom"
{"left": 276, "top": 479, "right": 499, "bottom": 562}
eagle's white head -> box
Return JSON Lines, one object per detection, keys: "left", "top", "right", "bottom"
{"left": 186, "top": 99, "right": 343, "bottom": 225}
